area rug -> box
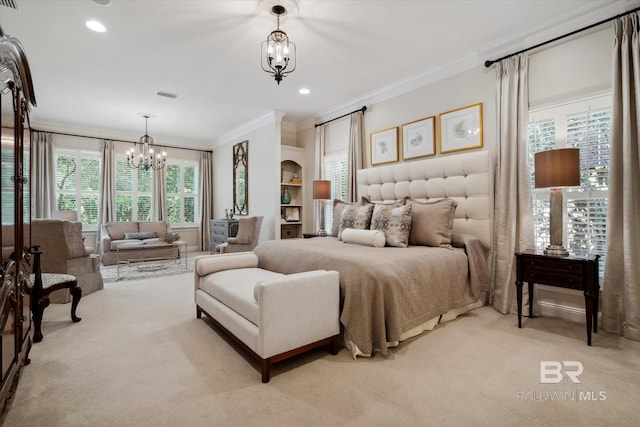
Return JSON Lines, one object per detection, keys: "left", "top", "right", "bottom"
{"left": 100, "top": 251, "right": 207, "bottom": 283}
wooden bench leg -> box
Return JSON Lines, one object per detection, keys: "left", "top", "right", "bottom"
{"left": 330, "top": 335, "right": 339, "bottom": 355}
{"left": 261, "top": 359, "right": 272, "bottom": 383}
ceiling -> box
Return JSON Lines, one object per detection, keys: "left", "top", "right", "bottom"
{"left": 1, "top": 0, "right": 638, "bottom": 149}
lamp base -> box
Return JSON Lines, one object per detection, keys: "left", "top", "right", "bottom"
{"left": 544, "top": 244, "right": 569, "bottom": 257}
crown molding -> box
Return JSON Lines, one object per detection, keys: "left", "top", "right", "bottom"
{"left": 31, "top": 119, "right": 212, "bottom": 151}
{"left": 212, "top": 110, "right": 288, "bottom": 147}
{"left": 310, "top": 0, "right": 637, "bottom": 128}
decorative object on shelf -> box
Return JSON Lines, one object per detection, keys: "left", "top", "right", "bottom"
{"left": 290, "top": 173, "right": 301, "bottom": 184}
{"left": 261, "top": 4, "right": 296, "bottom": 85}
{"left": 313, "top": 180, "right": 331, "bottom": 236}
{"left": 534, "top": 148, "right": 580, "bottom": 256}
{"left": 225, "top": 208, "right": 235, "bottom": 219}
{"left": 402, "top": 116, "right": 435, "bottom": 160}
{"left": 159, "top": 231, "right": 181, "bottom": 244}
{"left": 281, "top": 187, "right": 291, "bottom": 204}
{"left": 439, "top": 102, "right": 483, "bottom": 154}
{"left": 370, "top": 127, "right": 399, "bottom": 165}
{"left": 233, "top": 140, "right": 248, "bottom": 215}
{"left": 285, "top": 207, "right": 300, "bottom": 222}
{"left": 126, "top": 114, "right": 167, "bottom": 170}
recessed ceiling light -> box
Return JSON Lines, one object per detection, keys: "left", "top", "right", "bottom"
{"left": 86, "top": 20, "right": 106, "bottom": 33}
{"left": 299, "top": 88, "right": 310, "bottom": 95}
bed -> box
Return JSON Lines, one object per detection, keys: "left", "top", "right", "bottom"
{"left": 254, "top": 150, "right": 492, "bottom": 357}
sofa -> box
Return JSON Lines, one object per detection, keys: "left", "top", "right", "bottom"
{"left": 100, "top": 221, "right": 179, "bottom": 266}
{"left": 194, "top": 252, "right": 340, "bottom": 382}
{"left": 31, "top": 219, "right": 104, "bottom": 303}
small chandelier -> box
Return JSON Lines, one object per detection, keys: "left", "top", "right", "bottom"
{"left": 261, "top": 4, "right": 296, "bottom": 85}
{"left": 127, "top": 115, "right": 166, "bottom": 170}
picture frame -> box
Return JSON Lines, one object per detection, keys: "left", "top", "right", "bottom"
{"left": 401, "top": 116, "right": 435, "bottom": 160}
{"left": 370, "top": 126, "right": 399, "bottom": 165}
{"left": 285, "top": 207, "right": 300, "bottom": 222}
{"left": 439, "top": 102, "right": 483, "bottom": 154}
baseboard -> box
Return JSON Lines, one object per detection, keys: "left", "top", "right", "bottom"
{"left": 536, "top": 284, "right": 602, "bottom": 324}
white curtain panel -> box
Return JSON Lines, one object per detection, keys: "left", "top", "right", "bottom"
{"left": 490, "top": 54, "right": 535, "bottom": 314}
{"left": 31, "top": 130, "right": 56, "bottom": 218}
{"left": 314, "top": 125, "right": 326, "bottom": 232}
{"left": 347, "top": 111, "right": 364, "bottom": 203}
{"left": 198, "top": 151, "right": 214, "bottom": 251}
{"left": 153, "top": 166, "right": 167, "bottom": 222}
{"left": 602, "top": 12, "right": 640, "bottom": 341}
{"left": 97, "top": 139, "right": 116, "bottom": 253}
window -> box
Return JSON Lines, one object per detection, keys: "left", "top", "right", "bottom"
{"left": 55, "top": 150, "right": 101, "bottom": 228}
{"left": 528, "top": 95, "right": 610, "bottom": 275}
{"left": 165, "top": 160, "right": 199, "bottom": 226}
{"left": 323, "top": 152, "right": 348, "bottom": 232}
{"left": 115, "top": 157, "right": 152, "bottom": 222}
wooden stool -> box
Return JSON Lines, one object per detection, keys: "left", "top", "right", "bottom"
{"left": 30, "top": 247, "right": 82, "bottom": 343}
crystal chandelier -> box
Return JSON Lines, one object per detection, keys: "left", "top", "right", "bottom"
{"left": 261, "top": 4, "right": 296, "bottom": 85}
{"left": 127, "top": 114, "right": 166, "bottom": 170}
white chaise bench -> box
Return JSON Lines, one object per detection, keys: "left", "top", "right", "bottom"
{"left": 194, "top": 252, "right": 340, "bottom": 382}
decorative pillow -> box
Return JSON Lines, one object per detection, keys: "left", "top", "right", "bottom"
{"left": 408, "top": 198, "right": 458, "bottom": 247}
{"left": 368, "top": 199, "right": 405, "bottom": 230}
{"left": 338, "top": 204, "right": 374, "bottom": 240}
{"left": 332, "top": 199, "right": 358, "bottom": 237}
{"left": 341, "top": 228, "right": 386, "bottom": 248}
{"left": 123, "top": 231, "right": 157, "bottom": 240}
{"left": 370, "top": 204, "right": 413, "bottom": 248}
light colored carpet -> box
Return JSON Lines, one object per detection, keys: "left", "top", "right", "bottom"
{"left": 2, "top": 272, "right": 639, "bottom": 427}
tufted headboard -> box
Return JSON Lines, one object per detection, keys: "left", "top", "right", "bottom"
{"left": 357, "top": 150, "right": 492, "bottom": 248}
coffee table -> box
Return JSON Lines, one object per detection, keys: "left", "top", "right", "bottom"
{"left": 116, "top": 240, "right": 187, "bottom": 278}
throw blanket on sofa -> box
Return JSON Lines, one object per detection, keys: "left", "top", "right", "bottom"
{"left": 253, "top": 234, "right": 487, "bottom": 356}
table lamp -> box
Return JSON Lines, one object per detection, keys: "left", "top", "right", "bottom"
{"left": 534, "top": 148, "right": 580, "bottom": 256}
{"left": 313, "top": 180, "right": 331, "bottom": 236}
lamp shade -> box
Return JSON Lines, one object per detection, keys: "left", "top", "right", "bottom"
{"left": 534, "top": 148, "right": 580, "bottom": 189}
{"left": 313, "top": 180, "right": 331, "bottom": 200}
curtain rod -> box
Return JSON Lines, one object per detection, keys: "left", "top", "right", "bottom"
{"left": 484, "top": 5, "right": 640, "bottom": 68}
{"left": 31, "top": 128, "right": 213, "bottom": 153}
{"left": 314, "top": 106, "right": 367, "bottom": 128}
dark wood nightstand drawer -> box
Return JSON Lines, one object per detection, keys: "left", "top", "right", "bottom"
{"left": 523, "top": 270, "right": 582, "bottom": 290}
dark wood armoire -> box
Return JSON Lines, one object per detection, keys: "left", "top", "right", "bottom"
{"left": 0, "top": 25, "right": 36, "bottom": 412}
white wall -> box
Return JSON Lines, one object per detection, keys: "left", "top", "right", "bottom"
{"left": 213, "top": 115, "right": 280, "bottom": 244}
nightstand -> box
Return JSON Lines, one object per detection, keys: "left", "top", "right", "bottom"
{"left": 515, "top": 251, "right": 600, "bottom": 345}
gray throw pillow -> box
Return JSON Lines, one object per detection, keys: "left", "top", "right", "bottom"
{"left": 124, "top": 231, "right": 157, "bottom": 240}
{"left": 408, "top": 198, "right": 458, "bottom": 247}
{"left": 338, "top": 204, "right": 374, "bottom": 240}
{"left": 332, "top": 199, "right": 357, "bottom": 237}
{"left": 371, "top": 203, "right": 413, "bottom": 248}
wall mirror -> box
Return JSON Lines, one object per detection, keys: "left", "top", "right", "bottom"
{"left": 233, "top": 140, "right": 248, "bottom": 216}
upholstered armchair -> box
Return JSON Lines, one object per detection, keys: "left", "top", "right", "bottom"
{"left": 215, "top": 216, "right": 263, "bottom": 254}
{"left": 31, "top": 219, "right": 104, "bottom": 303}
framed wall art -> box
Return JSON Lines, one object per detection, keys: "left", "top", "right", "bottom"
{"left": 439, "top": 102, "right": 483, "bottom": 154}
{"left": 370, "top": 126, "right": 399, "bottom": 165}
{"left": 401, "top": 116, "right": 435, "bottom": 160}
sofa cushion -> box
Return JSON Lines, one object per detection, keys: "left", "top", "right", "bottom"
{"left": 139, "top": 221, "right": 168, "bottom": 237}
{"left": 110, "top": 239, "right": 143, "bottom": 251}
{"left": 198, "top": 267, "right": 285, "bottom": 326}
{"left": 107, "top": 222, "right": 139, "bottom": 241}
